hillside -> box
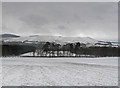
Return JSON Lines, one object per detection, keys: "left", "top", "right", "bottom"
{"left": 2, "top": 35, "right": 98, "bottom": 44}
{"left": 0, "top": 34, "right": 20, "bottom": 38}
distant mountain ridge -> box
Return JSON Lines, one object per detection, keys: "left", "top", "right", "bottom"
{"left": 2, "top": 34, "right": 98, "bottom": 44}
{"left": 1, "top": 34, "right": 119, "bottom": 47}
{"left": 0, "top": 34, "right": 20, "bottom": 38}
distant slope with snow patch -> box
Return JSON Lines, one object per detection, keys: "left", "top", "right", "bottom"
{"left": 3, "top": 35, "right": 98, "bottom": 44}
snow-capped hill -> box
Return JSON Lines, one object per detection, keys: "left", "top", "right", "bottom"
{"left": 0, "top": 34, "right": 20, "bottom": 38}
{"left": 3, "top": 35, "right": 98, "bottom": 44}
{"left": 0, "top": 34, "right": 20, "bottom": 43}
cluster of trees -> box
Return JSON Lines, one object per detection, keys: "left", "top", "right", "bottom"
{"left": 34, "top": 42, "right": 118, "bottom": 57}
{"left": 39, "top": 42, "right": 84, "bottom": 56}
{"left": 1, "top": 42, "right": 119, "bottom": 57}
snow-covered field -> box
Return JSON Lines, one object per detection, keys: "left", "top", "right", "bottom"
{"left": 2, "top": 57, "right": 118, "bottom": 86}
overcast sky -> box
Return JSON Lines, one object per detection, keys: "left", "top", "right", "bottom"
{"left": 2, "top": 2, "right": 118, "bottom": 41}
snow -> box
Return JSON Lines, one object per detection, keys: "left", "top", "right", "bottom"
{"left": 3, "top": 35, "right": 97, "bottom": 44}
{"left": 2, "top": 57, "right": 118, "bottom": 86}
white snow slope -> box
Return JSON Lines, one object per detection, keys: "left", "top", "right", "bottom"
{"left": 3, "top": 35, "right": 97, "bottom": 44}
{"left": 2, "top": 57, "right": 118, "bottom": 86}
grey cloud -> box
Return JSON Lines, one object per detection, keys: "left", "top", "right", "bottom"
{"left": 57, "top": 25, "right": 67, "bottom": 30}
{"left": 20, "top": 15, "right": 49, "bottom": 28}
{"left": 2, "top": 2, "right": 118, "bottom": 41}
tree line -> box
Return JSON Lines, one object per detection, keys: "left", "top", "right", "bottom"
{"left": 40, "top": 42, "right": 119, "bottom": 57}
{"left": 1, "top": 42, "right": 119, "bottom": 57}
{"left": 1, "top": 44, "right": 36, "bottom": 57}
